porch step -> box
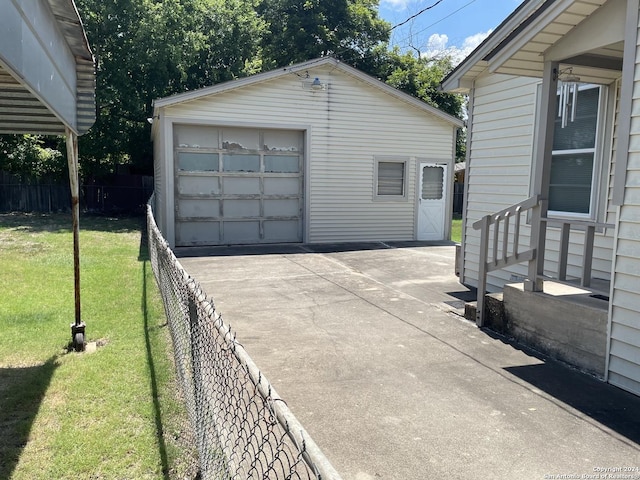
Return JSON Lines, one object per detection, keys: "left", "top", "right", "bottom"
{"left": 466, "top": 281, "right": 609, "bottom": 378}
{"left": 464, "top": 292, "right": 506, "bottom": 332}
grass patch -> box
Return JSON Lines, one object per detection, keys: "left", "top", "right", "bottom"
{"left": 451, "top": 214, "right": 463, "bottom": 244}
{"left": 0, "top": 213, "right": 194, "bottom": 480}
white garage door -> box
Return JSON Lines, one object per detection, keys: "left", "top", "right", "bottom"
{"left": 174, "top": 125, "right": 303, "bottom": 246}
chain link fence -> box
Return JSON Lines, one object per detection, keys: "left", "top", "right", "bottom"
{"left": 146, "top": 205, "right": 341, "bottom": 480}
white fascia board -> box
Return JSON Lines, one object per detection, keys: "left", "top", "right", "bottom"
{"left": 487, "top": 0, "right": 582, "bottom": 73}
{"left": 544, "top": 0, "right": 625, "bottom": 62}
{"left": 441, "top": 0, "right": 542, "bottom": 92}
{"left": 152, "top": 57, "right": 340, "bottom": 109}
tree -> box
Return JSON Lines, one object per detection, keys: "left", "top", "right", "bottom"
{"left": 74, "top": 0, "right": 265, "bottom": 177}
{"left": 0, "top": 2, "right": 465, "bottom": 178}
{"left": 0, "top": 135, "right": 66, "bottom": 180}
{"left": 257, "top": 0, "right": 390, "bottom": 69}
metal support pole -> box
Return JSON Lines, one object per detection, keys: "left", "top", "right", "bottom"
{"left": 66, "top": 127, "right": 85, "bottom": 351}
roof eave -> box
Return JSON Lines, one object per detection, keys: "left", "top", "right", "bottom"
{"left": 153, "top": 56, "right": 463, "bottom": 128}
{"left": 441, "top": 0, "right": 543, "bottom": 93}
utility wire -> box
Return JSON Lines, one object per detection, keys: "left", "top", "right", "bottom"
{"left": 392, "top": 0, "right": 478, "bottom": 48}
{"left": 390, "top": 0, "right": 446, "bottom": 31}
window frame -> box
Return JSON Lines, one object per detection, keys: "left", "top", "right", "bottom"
{"left": 373, "top": 157, "right": 409, "bottom": 201}
{"left": 531, "top": 82, "right": 613, "bottom": 223}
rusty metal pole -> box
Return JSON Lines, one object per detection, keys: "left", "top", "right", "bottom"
{"left": 66, "top": 127, "right": 85, "bottom": 351}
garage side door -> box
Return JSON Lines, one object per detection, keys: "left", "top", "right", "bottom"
{"left": 174, "top": 125, "right": 303, "bottom": 246}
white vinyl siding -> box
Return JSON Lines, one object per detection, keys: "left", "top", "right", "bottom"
{"left": 607, "top": 22, "right": 640, "bottom": 396}
{"left": 162, "top": 65, "right": 456, "bottom": 243}
{"left": 463, "top": 73, "right": 616, "bottom": 291}
{"left": 463, "top": 74, "right": 538, "bottom": 290}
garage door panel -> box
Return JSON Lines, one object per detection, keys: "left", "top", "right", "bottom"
{"left": 223, "top": 177, "right": 260, "bottom": 194}
{"left": 264, "top": 155, "right": 299, "bottom": 173}
{"left": 175, "top": 126, "right": 303, "bottom": 246}
{"left": 263, "top": 130, "right": 302, "bottom": 152}
{"left": 174, "top": 125, "right": 219, "bottom": 149}
{"left": 177, "top": 221, "right": 220, "bottom": 245}
{"left": 222, "top": 128, "right": 260, "bottom": 151}
{"left": 264, "top": 199, "right": 299, "bottom": 217}
{"left": 264, "top": 220, "right": 299, "bottom": 242}
{"left": 178, "top": 175, "right": 220, "bottom": 195}
{"left": 224, "top": 199, "right": 260, "bottom": 217}
{"left": 223, "top": 221, "right": 260, "bottom": 243}
{"left": 264, "top": 177, "right": 299, "bottom": 195}
{"left": 223, "top": 154, "right": 260, "bottom": 172}
{"left": 179, "top": 199, "right": 220, "bottom": 218}
{"left": 177, "top": 152, "right": 219, "bottom": 171}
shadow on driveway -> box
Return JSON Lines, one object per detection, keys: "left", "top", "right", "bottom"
{"left": 505, "top": 361, "right": 640, "bottom": 445}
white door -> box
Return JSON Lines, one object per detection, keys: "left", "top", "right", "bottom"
{"left": 417, "top": 163, "right": 447, "bottom": 241}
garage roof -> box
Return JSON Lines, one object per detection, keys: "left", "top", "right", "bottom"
{"left": 0, "top": 0, "right": 95, "bottom": 135}
{"left": 152, "top": 57, "right": 464, "bottom": 133}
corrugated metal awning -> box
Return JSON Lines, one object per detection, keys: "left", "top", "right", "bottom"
{"left": 0, "top": 0, "right": 95, "bottom": 136}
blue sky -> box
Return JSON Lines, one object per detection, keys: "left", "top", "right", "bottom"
{"left": 378, "top": 0, "right": 524, "bottom": 62}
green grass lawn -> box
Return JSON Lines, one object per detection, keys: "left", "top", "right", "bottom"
{"left": 0, "top": 213, "right": 192, "bottom": 480}
{"left": 451, "top": 214, "right": 462, "bottom": 244}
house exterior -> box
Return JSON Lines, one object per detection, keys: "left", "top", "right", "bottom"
{"left": 442, "top": 0, "right": 640, "bottom": 396}
{"left": 150, "top": 57, "right": 462, "bottom": 248}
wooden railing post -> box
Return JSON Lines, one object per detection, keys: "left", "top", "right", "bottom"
{"left": 476, "top": 215, "right": 490, "bottom": 327}
{"left": 581, "top": 225, "right": 596, "bottom": 287}
{"left": 558, "top": 222, "right": 570, "bottom": 281}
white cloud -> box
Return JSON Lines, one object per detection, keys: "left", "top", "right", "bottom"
{"left": 423, "top": 29, "right": 493, "bottom": 65}
{"left": 380, "top": 0, "right": 410, "bottom": 10}
{"left": 426, "top": 33, "right": 449, "bottom": 52}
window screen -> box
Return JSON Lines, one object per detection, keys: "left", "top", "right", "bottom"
{"left": 377, "top": 162, "right": 405, "bottom": 196}
{"left": 422, "top": 166, "right": 444, "bottom": 200}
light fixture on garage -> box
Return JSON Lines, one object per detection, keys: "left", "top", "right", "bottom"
{"left": 303, "top": 77, "right": 326, "bottom": 91}
{"left": 557, "top": 68, "right": 581, "bottom": 128}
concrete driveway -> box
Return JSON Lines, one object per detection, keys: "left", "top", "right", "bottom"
{"left": 178, "top": 242, "right": 640, "bottom": 480}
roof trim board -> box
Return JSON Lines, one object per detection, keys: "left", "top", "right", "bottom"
{"left": 152, "top": 57, "right": 464, "bottom": 130}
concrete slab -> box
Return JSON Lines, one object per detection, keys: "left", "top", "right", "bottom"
{"left": 177, "top": 242, "right": 640, "bottom": 480}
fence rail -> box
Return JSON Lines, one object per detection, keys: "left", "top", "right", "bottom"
{"left": 146, "top": 204, "right": 341, "bottom": 480}
{"left": 0, "top": 172, "right": 153, "bottom": 213}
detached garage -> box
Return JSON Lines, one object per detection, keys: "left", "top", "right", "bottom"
{"left": 151, "top": 57, "right": 462, "bottom": 248}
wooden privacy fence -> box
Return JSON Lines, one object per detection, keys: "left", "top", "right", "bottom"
{"left": 0, "top": 172, "right": 153, "bottom": 213}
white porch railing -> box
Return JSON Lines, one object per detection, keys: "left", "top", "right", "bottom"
{"left": 472, "top": 196, "right": 613, "bottom": 327}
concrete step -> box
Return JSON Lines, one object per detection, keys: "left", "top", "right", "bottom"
{"left": 466, "top": 281, "right": 609, "bottom": 378}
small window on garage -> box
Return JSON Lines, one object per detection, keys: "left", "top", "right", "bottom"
{"left": 375, "top": 158, "right": 407, "bottom": 199}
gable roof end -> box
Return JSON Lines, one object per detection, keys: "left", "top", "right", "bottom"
{"left": 153, "top": 57, "right": 463, "bottom": 129}
{"left": 442, "top": 0, "right": 620, "bottom": 93}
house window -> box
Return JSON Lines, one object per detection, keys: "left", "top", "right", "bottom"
{"left": 549, "top": 85, "right": 604, "bottom": 217}
{"left": 375, "top": 159, "right": 407, "bottom": 198}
